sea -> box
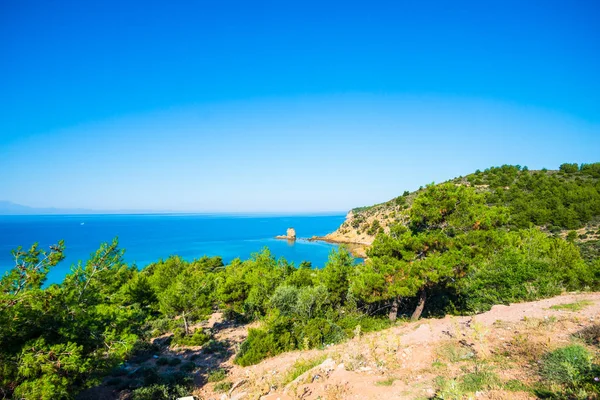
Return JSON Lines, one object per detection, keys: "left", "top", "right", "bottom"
{"left": 0, "top": 213, "right": 346, "bottom": 285}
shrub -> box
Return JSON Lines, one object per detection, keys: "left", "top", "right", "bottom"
{"left": 540, "top": 345, "right": 593, "bottom": 387}
{"left": 160, "top": 371, "right": 191, "bottom": 386}
{"left": 214, "top": 381, "right": 233, "bottom": 393}
{"left": 234, "top": 318, "right": 296, "bottom": 366}
{"left": 130, "top": 383, "right": 189, "bottom": 400}
{"left": 202, "top": 339, "right": 228, "bottom": 355}
{"left": 172, "top": 328, "right": 210, "bottom": 346}
{"left": 367, "top": 219, "right": 382, "bottom": 236}
{"left": 110, "top": 366, "right": 128, "bottom": 377}
{"left": 179, "top": 361, "right": 196, "bottom": 373}
{"left": 567, "top": 231, "right": 578, "bottom": 242}
{"left": 105, "top": 377, "right": 122, "bottom": 386}
{"left": 130, "top": 366, "right": 161, "bottom": 386}
{"left": 207, "top": 368, "right": 227, "bottom": 382}
{"left": 156, "top": 357, "right": 170, "bottom": 366}
{"left": 144, "top": 317, "right": 179, "bottom": 338}
{"left": 130, "top": 341, "right": 160, "bottom": 363}
{"left": 296, "top": 317, "right": 344, "bottom": 348}
{"left": 168, "top": 357, "right": 181, "bottom": 366}
{"left": 234, "top": 328, "right": 288, "bottom": 366}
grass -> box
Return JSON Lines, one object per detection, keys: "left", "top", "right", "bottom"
{"left": 505, "top": 334, "right": 549, "bottom": 361}
{"left": 281, "top": 355, "right": 327, "bottom": 386}
{"left": 459, "top": 369, "right": 500, "bottom": 392}
{"left": 207, "top": 368, "right": 227, "bottom": 383}
{"left": 214, "top": 380, "right": 233, "bottom": 393}
{"left": 375, "top": 377, "right": 396, "bottom": 386}
{"left": 539, "top": 345, "right": 593, "bottom": 386}
{"left": 436, "top": 341, "right": 475, "bottom": 363}
{"left": 549, "top": 300, "right": 593, "bottom": 312}
{"left": 434, "top": 367, "right": 501, "bottom": 399}
{"left": 502, "top": 379, "right": 529, "bottom": 392}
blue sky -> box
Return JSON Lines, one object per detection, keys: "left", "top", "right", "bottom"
{"left": 1, "top": 0, "right": 599, "bottom": 212}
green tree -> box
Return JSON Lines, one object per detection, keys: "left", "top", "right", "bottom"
{"left": 351, "top": 183, "right": 507, "bottom": 321}
{"left": 158, "top": 269, "right": 214, "bottom": 335}
{"left": 559, "top": 163, "right": 579, "bottom": 173}
{"left": 320, "top": 247, "right": 355, "bottom": 306}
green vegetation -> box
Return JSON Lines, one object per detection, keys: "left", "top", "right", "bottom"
{"left": 535, "top": 345, "right": 600, "bottom": 398}
{"left": 213, "top": 380, "right": 233, "bottom": 393}
{"left": 466, "top": 163, "right": 600, "bottom": 230}
{"left": 375, "top": 377, "right": 396, "bottom": 386}
{"left": 1, "top": 162, "right": 599, "bottom": 398}
{"left": 281, "top": 355, "right": 327, "bottom": 385}
{"left": 549, "top": 300, "right": 594, "bottom": 312}
{"left": 434, "top": 368, "right": 501, "bottom": 399}
{"left": 207, "top": 368, "right": 227, "bottom": 383}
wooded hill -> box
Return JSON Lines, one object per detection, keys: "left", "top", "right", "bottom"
{"left": 326, "top": 162, "right": 600, "bottom": 246}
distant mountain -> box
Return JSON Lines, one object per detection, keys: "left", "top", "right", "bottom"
{"left": 0, "top": 201, "right": 96, "bottom": 215}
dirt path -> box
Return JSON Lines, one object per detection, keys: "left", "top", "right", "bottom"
{"left": 196, "top": 292, "right": 600, "bottom": 400}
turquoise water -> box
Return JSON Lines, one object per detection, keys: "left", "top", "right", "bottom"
{"left": 0, "top": 213, "right": 346, "bottom": 284}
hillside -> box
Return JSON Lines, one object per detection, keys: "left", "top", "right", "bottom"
{"left": 191, "top": 293, "right": 600, "bottom": 400}
{"left": 3, "top": 162, "right": 600, "bottom": 400}
{"left": 79, "top": 293, "right": 600, "bottom": 400}
{"left": 320, "top": 163, "right": 600, "bottom": 255}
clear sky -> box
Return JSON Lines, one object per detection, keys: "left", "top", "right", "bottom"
{"left": 1, "top": 0, "right": 599, "bottom": 212}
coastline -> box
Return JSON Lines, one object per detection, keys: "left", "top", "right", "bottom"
{"left": 308, "top": 235, "right": 368, "bottom": 258}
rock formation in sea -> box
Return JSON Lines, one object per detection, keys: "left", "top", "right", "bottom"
{"left": 275, "top": 227, "right": 296, "bottom": 241}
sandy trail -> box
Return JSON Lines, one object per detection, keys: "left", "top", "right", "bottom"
{"left": 196, "top": 293, "right": 600, "bottom": 400}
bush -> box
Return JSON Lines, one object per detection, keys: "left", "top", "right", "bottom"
{"left": 172, "top": 328, "right": 210, "bottom": 346}
{"left": 130, "top": 341, "right": 160, "bottom": 363}
{"left": 202, "top": 339, "right": 229, "bottom": 355}
{"left": 144, "top": 317, "right": 180, "bottom": 338}
{"left": 105, "top": 377, "right": 122, "bottom": 386}
{"left": 234, "top": 329, "right": 285, "bottom": 366}
{"left": 296, "top": 317, "right": 344, "bottom": 348}
{"left": 130, "top": 366, "right": 161, "bottom": 386}
{"left": 367, "top": 219, "right": 382, "bottom": 236}
{"left": 207, "top": 368, "right": 227, "bottom": 382}
{"left": 214, "top": 381, "right": 233, "bottom": 393}
{"left": 131, "top": 383, "right": 190, "bottom": 400}
{"left": 234, "top": 320, "right": 295, "bottom": 366}
{"left": 110, "top": 366, "right": 128, "bottom": 377}
{"left": 156, "top": 357, "right": 170, "bottom": 366}
{"left": 160, "top": 371, "right": 191, "bottom": 386}
{"left": 168, "top": 357, "right": 181, "bottom": 366}
{"left": 540, "top": 345, "right": 593, "bottom": 387}
{"left": 179, "top": 361, "right": 196, "bottom": 373}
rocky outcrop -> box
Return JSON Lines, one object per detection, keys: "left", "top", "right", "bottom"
{"left": 275, "top": 227, "right": 296, "bottom": 241}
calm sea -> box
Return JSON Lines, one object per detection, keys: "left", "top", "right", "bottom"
{"left": 0, "top": 213, "right": 346, "bottom": 284}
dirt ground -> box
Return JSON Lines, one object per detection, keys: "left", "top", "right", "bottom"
{"left": 195, "top": 292, "right": 600, "bottom": 400}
